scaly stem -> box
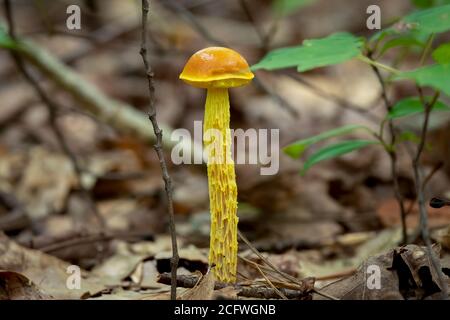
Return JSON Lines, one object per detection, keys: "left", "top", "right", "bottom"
{"left": 204, "top": 88, "right": 238, "bottom": 283}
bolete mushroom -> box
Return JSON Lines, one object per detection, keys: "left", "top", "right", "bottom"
{"left": 180, "top": 47, "right": 254, "bottom": 283}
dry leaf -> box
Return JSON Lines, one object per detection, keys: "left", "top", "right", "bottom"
{"left": 179, "top": 269, "right": 215, "bottom": 300}
{"left": 17, "top": 147, "right": 76, "bottom": 219}
{"left": 0, "top": 233, "right": 104, "bottom": 299}
{"left": 0, "top": 270, "right": 51, "bottom": 300}
{"left": 316, "top": 244, "right": 449, "bottom": 300}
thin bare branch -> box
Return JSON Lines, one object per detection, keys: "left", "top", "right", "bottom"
{"left": 157, "top": 272, "right": 313, "bottom": 300}
{"left": 413, "top": 89, "right": 448, "bottom": 299}
{"left": 367, "top": 53, "right": 408, "bottom": 244}
{"left": 139, "top": 0, "right": 179, "bottom": 301}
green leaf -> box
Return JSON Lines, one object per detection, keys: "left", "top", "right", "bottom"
{"left": 401, "top": 4, "right": 450, "bottom": 35}
{"left": 283, "top": 124, "right": 368, "bottom": 158}
{"left": 412, "top": 0, "right": 434, "bottom": 8}
{"left": 273, "top": 0, "right": 315, "bottom": 16}
{"left": 301, "top": 140, "right": 379, "bottom": 174}
{"left": 432, "top": 43, "right": 450, "bottom": 64}
{"left": 399, "top": 131, "right": 421, "bottom": 144}
{"left": 378, "top": 36, "right": 424, "bottom": 57}
{"left": 388, "top": 97, "right": 450, "bottom": 119}
{"left": 251, "top": 32, "right": 363, "bottom": 72}
{"left": 0, "top": 25, "right": 17, "bottom": 49}
{"left": 394, "top": 64, "right": 450, "bottom": 96}
{"left": 412, "top": 0, "right": 450, "bottom": 8}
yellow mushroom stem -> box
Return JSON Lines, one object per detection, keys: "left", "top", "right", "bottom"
{"left": 203, "top": 87, "right": 238, "bottom": 283}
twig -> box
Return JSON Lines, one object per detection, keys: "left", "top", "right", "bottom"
{"left": 419, "top": 34, "right": 435, "bottom": 66}
{"left": 140, "top": 0, "right": 179, "bottom": 301}
{"left": 239, "top": 255, "right": 288, "bottom": 283}
{"left": 358, "top": 56, "right": 400, "bottom": 75}
{"left": 412, "top": 89, "right": 448, "bottom": 299}
{"left": 157, "top": 273, "right": 312, "bottom": 300}
{"left": 239, "top": 256, "right": 288, "bottom": 299}
{"left": 314, "top": 268, "right": 357, "bottom": 281}
{"left": 238, "top": 230, "right": 339, "bottom": 300}
{"left": 367, "top": 52, "right": 408, "bottom": 244}
{"left": 423, "top": 161, "right": 443, "bottom": 190}
{"left": 4, "top": 0, "right": 104, "bottom": 227}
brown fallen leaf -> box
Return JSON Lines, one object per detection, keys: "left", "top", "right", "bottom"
{"left": 316, "top": 244, "right": 449, "bottom": 300}
{"left": 0, "top": 270, "right": 51, "bottom": 300}
{"left": 179, "top": 269, "right": 215, "bottom": 300}
{"left": 0, "top": 233, "right": 105, "bottom": 299}
{"left": 212, "top": 286, "right": 239, "bottom": 300}
{"left": 91, "top": 251, "right": 147, "bottom": 286}
{"left": 16, "top": 147, "right": 77, "bottom": 220}
{"left": 315, "top": 247, "right": 401, "bottom": 300}
{"left": 395, "top": 244, "right": 446, "bottom": 299}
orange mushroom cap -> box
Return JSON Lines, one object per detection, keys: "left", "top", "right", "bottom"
{"left": 179, "top": 47, "right": 254, "bottom": 89}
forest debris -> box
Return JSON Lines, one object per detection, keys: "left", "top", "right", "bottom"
{"left": 97, "top": 199, "right": 140, "bottom": 231}
{"left": 315, "top": 247, "right": 401, "bottom": 300}
{"left": 16, "top": 147, "right": 77, "bottom": 219}
{"left": 179, "top": 269, "right": 215, "bottom": 300}
{"left": 316, "top": 244, "right": 450, "bottom": 300}
{"left": 130, "top": 235, "right": 176, "bottom": 256}
{"left": 91, "top": 252, "right": 147, "bottom": 286}
{"left": 155, "top": 244, "right": 208, "bottom": 266}
{"left": 212, "top": 286, "right": 240, "bottom": 300}
{"left": 0, "top": 270, "right": 51, "bottom": 300}
{"left": 0, "top": 150, "right": 27, "bottom": 192}
{"left": 0, "top": 233, "right": 105, "bottom": 299}
{"left": 0, "top": 191, "right": 30, "bottom": 232}
{"left": 157, "top": 272, "right": 314, "bottom": 300}
{"left": 354, "top": 228, "right": 402, "bottom": 259}
{"left": 132, "top": 260, "right": 164, "bottom": 288}
{"left": 90, "top": 287, "right": 175, "bottom": 300}
{"left": 396, "top": 244, "right": 446, "bottom": 298}
{"left": 300, "top": 228, "right": 401, "bottom": 280}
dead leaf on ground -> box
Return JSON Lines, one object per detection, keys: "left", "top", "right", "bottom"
{"left": 179, "top": 269, "right": 215, "bottom": 300}
{"left": 0, "top": 233, "right": 105, "bottom": 299}
{"left": 0, "top": 270, "right": 51, "bottom": 300}
{"left": 17, "top": 147, "right": 77, "bottom": 219}
{"left": 212, "top": 286, "right": 239, "bottom": 300}
{"left": 91, "top": 252, "right": 147, "bottom": 286}
{"left": 315, "top": 244, "right": 450, "bottom": 300}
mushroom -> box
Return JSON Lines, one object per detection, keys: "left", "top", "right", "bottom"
{"left": 180, "top": 47, "right": 254, "bottom": 282}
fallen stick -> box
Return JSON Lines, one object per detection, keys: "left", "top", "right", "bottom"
{"left": 157, "top": 272, "right": 314, "bottom": 300}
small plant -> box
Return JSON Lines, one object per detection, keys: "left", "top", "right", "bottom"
{"left": 252, "top": 3, "right": 450, "bottom": 295}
